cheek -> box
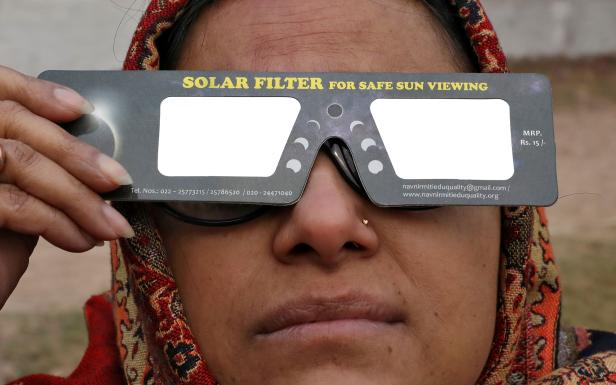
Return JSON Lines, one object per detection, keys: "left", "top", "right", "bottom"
{"left": 161, "top": 224, "right": 273, "bottom": 364}
{"left": 379, "top": 207, "right": 500, "bottom": 380}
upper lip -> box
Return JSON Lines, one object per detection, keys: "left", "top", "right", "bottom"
{"left": 255, "top": 292, "right": 406, "bottom": 336}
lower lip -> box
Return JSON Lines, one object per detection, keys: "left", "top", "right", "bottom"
{"left": 256, "top": 319, "right": 404, "bottom": 342}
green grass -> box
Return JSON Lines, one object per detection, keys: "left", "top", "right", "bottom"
{"left": 554, "top": 236, "right": 616, "bottom": 332}
{"left": 510, "top": 56, "right": 616, "bottom": 108}
{"left": 0, "top": 310, "right": 88, "bottom": 380}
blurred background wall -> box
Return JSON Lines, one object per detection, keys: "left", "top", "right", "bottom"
{"left": 0, "top": 0, "right": 140, "bottom": 73}
{"left": 483, "top": 0, "right": 616, "bottom": 58}
{"left": 1, "top": 0, "right": 615, "bottom": 380}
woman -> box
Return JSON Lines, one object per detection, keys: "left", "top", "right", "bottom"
{"left": 1, "top": 0, "right": 615, "bottom": 384}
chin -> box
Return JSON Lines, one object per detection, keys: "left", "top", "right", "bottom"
{"left": 212, "top": 344, "right": 426, "bottom": 385}
{"left": 235, "top": 366, "right": 407, "bottom": 385}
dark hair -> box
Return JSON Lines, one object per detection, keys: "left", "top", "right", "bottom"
{"left": 159, "top": 0, "right": 213, "bottom": 70}
{"left": 158, "top": 0, "right": 477, "bottom": 70}
{"left": 423, "top": 0, "right": 478, "bottom": 69}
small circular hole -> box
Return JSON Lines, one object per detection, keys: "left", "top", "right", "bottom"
{"left": 327, "top": 103, "right": 343, "bottom": 118}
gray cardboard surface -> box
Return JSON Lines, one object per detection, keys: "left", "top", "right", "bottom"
{"left": 39, "top": 71, "right": 557, "bottom": 206}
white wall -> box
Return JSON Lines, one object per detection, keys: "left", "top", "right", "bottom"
{"left": 0, "top": 0, "right": 144, "bottom": 75}
{"left": 482, "top": 0, "right": 616, "bottom": 58}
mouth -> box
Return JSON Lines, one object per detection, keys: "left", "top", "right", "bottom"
{"left": 254, "top": 292, "right": 406, "bottom": 340}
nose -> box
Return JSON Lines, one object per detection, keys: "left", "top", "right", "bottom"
{"left": 272, "top": 151, "right": 379, "bottom": 268}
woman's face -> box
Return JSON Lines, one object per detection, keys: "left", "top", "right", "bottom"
{"left": 153, "top": 1, "right": 501, "bottom": 384}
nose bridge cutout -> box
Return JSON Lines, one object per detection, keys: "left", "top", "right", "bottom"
{"left": 302, "top": 151, "right": 355, "bottom": 199}
{"left": 297, "top": 138, "right": 365, "bottom": 201}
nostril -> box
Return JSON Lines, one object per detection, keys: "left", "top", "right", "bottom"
{"left": 290, "top": 241, "right": 363, "bottom": 255}
{"left": 291, "top": 243, "right": 312, "bottom": 254}
{"left": 344, "top": 241, "right": 364, "bottom": 251}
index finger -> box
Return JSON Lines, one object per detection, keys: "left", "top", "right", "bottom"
{"left": 0, "top": 65, "right": 93, "bottom": 123}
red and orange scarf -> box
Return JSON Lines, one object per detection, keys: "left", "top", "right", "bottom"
{"left": 9, "top": 1, "right": 616, "bottom": 384}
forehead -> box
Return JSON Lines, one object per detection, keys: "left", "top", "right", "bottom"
{"left": 175, "top": 0, "right": 466, "bottom": 72}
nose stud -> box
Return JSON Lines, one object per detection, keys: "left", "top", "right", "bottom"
{"left": 362, "top": 218, "right": 369, "bottom": 225}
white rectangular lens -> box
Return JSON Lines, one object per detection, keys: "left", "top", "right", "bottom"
{"left": 158, "top": 97, "right": 300, "bottom": 177}
{"left": 370, "top": 99, "right": 514, "bottom": 180}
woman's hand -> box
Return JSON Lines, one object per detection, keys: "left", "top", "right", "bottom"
{"left": 0, "top": 65, "right": 134, "bottom": 309}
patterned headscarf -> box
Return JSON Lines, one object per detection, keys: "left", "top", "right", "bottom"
{"left": 108, "top": 1, "right": 616, "bottom": 384}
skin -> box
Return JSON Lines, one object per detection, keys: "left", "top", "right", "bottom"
{"left": 152, "top": 1, "right": 501, "bottom": 384}
{"left": 0, "top": 69, "right": 134, "bottom": 309}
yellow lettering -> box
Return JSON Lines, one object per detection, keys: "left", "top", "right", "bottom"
{"left": 310, "top": 77, "right": 324, "bottom": 90}
{"left": 195, "top": 77, "right": 208, "bottom": 89}
{"left": 358, "top": 81, "right": 392, "bottom": 90}
{"left": 273, "top": 78, "right": 285, "bottom": 90}
{"left": 285, "top": 77, "right": 297, "bottom": 89}
{"left": 221, "top": 77, "right": 235, "bottom": 88}
{"left": 183, "top": 76, "right": 194, "bottom": 89}
{"left": 236, "top": 77, "right": 249, "bottom": 89}
{"left": 427, "top": 81, "right": 488, "bottom": 92}
{"left": 295, "top": 78, "right": 308, "bottom": 90}
{"left": 328, "top": 80, "right": 355, "bottom": 90}
{"left": 254, "top": 77, "right": 266, "bottom": 89}
{"left": 396, "top": 81, "right": 424, "bottom": 91}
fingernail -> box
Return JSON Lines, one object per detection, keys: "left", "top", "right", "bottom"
{"left": 53, "top": 87, "right": 95, "bottom": 114}
{"left": 102, "top": 204, "right": 135, "bottom": 239}
{"left": 97, "top": 154, "right": 133, "bottom": 186}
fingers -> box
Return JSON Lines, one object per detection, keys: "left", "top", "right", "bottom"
{"left": 0, "top": 185, "right": 99, "bottom": 251}
{"left": 0, "top": 140, "right": 134, "bottom": 241}
{"left": 0, "top": 66, "right": 124, "bottom": 308}
{"left": 0, "top": 65, "right": 93, "bottom": 123}
{"left": 0, "top": 100, "right": 132, "bottom": 191}
{"left": 0, "top": 66, "right": 134, "bottom": 251}
{"left": 0, "top": 229, "right": 38, "bottom": 309}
